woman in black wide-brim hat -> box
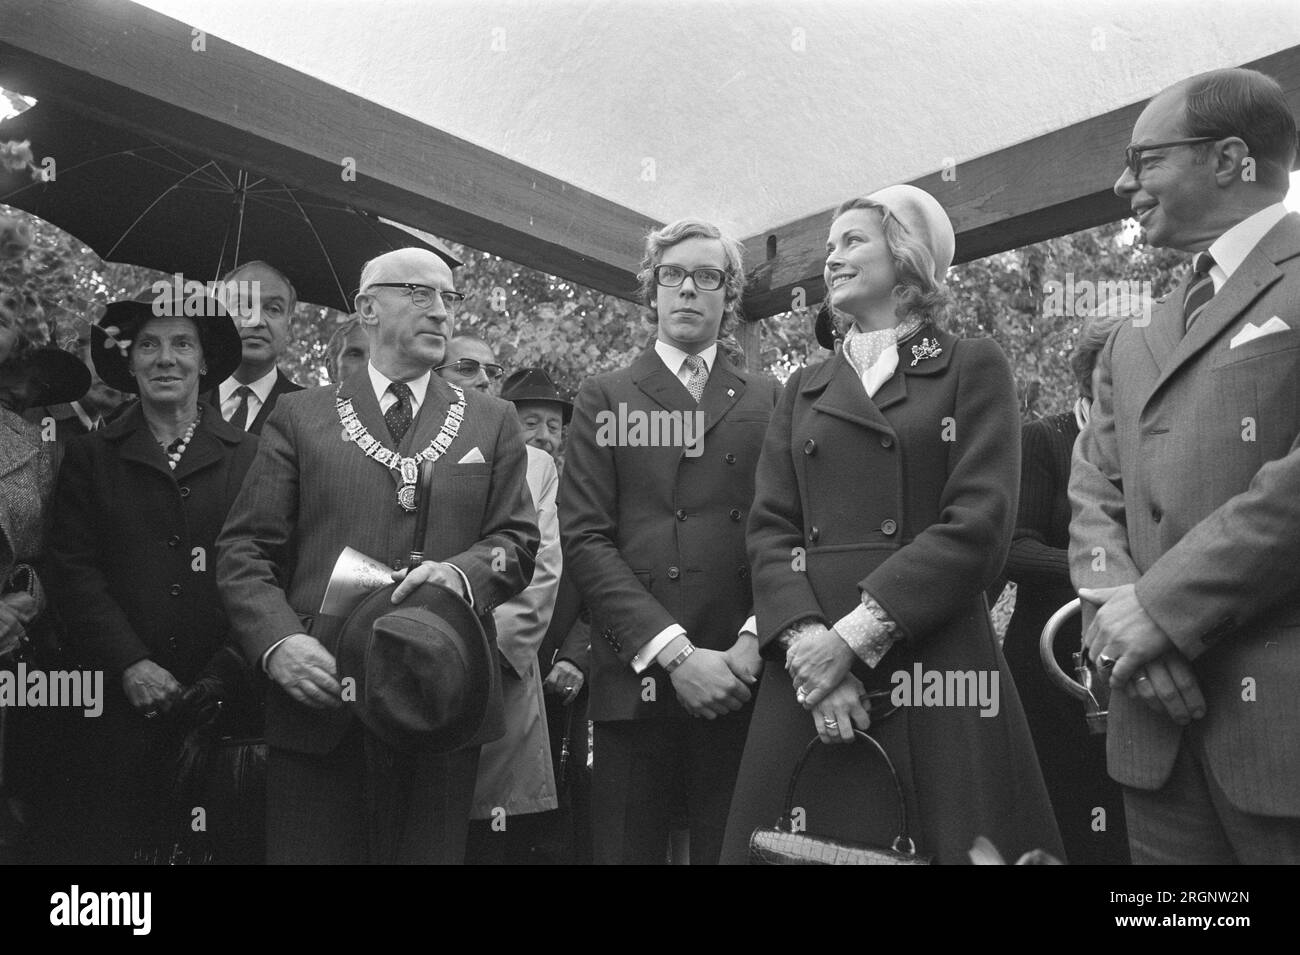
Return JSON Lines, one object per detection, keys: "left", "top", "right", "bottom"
{"left": 47, "top": 287, "right": 260, "bottom": 863}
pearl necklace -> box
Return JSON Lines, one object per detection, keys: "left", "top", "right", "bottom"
{"left": 157, "top": 409, "right": 201, "bottom": 471}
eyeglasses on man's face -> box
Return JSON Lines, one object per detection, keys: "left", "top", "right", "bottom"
{"left": 654, "top": 265, "right": 728, "bottom": 292}
{"left": 1123, "top": 137, "right": 1219, "bottom": 178}
{"left": 435, "top": 358, "right": 505, "bottom": 380}
{"left": 364, "top": 282, "right": 466, "bottom": 308}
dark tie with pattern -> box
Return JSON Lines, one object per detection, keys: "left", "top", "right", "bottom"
{"left": 1183, "top": 252, "right": 1216, "bottom": 333}
{"left": 228, "top": 385, "right": 254, "bottom": 431}
{"left": 385, "top": 381, "right": 414, "bottom": 444}
{"left": 683, "top": 354, "right": 707, "bottom": 403}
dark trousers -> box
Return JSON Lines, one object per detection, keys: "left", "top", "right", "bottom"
{"left": 267, "top": 721, "right": 480, "bottom": 864}
{"left": 592, "top": 710, "right": 750, "bottom": 865}
{"left": 1124, "top": 732, "right": 1300, "bottom": 865}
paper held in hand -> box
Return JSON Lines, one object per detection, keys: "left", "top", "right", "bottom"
{"left": 320, "top": 546, "right": 393, "bottom": 617}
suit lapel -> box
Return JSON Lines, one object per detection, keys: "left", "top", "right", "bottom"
{"left": 1141, "top": 288, "right": 1184, "bottom": 376}
{"left": 404, "top": 374, "right": 456, "bottom": 458}
{"left": 337, "top": 369, "right": 402, "bottom": 486}
{"left": 1142, "top": 216, "right": 1299, "bottom": 411}
{"left": 697, "top": 355, "right": 746, "bottom": 436}
{"left": 632, "top": 348, "right": 697, "bottom": 417}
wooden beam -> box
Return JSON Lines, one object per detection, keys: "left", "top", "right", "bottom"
{"left": 741, "top": 45, "right": 1300, "bottom": 320}
{"left": 0, "top": 0, "right": 658, "bottom": 298}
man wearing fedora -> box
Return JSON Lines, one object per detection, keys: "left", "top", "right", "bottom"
{"left": 559, "top": 218, "right": 781, "bottom": 864}
{"left": 218, "top": 247, "right": 538, "bottom": 864}
{"left": 1070, "top": 67, "right": 1300, "bottom": 863}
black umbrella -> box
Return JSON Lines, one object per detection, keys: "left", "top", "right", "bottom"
{"left": 0, "top": 100, "right": 460, "bottom": 312}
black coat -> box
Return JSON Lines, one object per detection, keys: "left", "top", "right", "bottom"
{"left": 722, "top": 328, "right": 1064, "bottom": 865}
{"left": 46, "top": 401, "right": 258, "bottom": 860}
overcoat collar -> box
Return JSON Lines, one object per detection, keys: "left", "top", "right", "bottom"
{"left": 102, "top": 399, "right": 244, "bottom": 481}
{"left": 1142, "top": 212, "right": 1300, "bottom": 410}
{"left": 800, "top": 323, "right": 955, "bottom": 433}
{"left": 631, "top": 345, "right": 748, "bottom": 437}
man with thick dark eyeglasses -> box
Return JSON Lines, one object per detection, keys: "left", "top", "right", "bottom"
{"left": 559, "top": 217, "right": 781, "bottom": 864}
{"left": 1071, "top": 67, "right": 1300, "bottom": 864}
{"left": 218, "top": 247, "right": 538, "bottom": 864}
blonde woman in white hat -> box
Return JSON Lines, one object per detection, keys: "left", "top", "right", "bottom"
{"left": 722, "top": 185, "right": 1063, "bottom": 864}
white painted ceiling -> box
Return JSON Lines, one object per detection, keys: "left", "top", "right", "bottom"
{"left": 134, "top": 0, "right": 1300, "bottom": 238}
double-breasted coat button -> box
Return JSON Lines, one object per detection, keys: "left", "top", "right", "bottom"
{"left": 1152, "top": 508, "right": 1162, "bottom": 523}
{"left": 675, "top": 508, "right": 687, "bottom": 521}
{"left": 168, "top": 636, "right": 179, "bottom": 651}
{"left": 724, "top": 453, "right": 736, "bottom": 464}
{"left": 803, "top": 439, "right": 816, "bottom": 455}
{"left": 667, "top": 566, "right": 681, "bottom": 580}
{"left": 729, "top": 508, "right": 742, "bottom": 522}
{"left": 880, "top": 435, "right": 894, "bottom": 448}
{"left": 167, "top": 535, "right": 180, "bottom": 547}
{"left": 881, "top": 519, "right": 898, "bottom": 536}
{"left": 808, "top": 526, "right": 820, "bottom": 543}
{"left": 738, "top": 566, "right": 750, "bottom": 580}
{"left": 178, "top": 485, "right": 191, "bottom": 498}
{"left": 168, "top": 584, "right": 182, "bottom": 596}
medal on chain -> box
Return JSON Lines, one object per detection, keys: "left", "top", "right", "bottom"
{"left": 335, "top": 384, "right": 467, "bottom": 511}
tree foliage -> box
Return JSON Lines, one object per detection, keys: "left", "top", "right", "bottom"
{"left": 5, "top": 179, "right": 1190, "bottom": 425}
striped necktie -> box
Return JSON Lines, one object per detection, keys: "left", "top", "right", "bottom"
{"left": 1183, "top": 252, "right": 1216, "bottom": 333}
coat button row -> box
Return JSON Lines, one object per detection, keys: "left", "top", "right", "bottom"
{"left": 667, "top": 566, "right": 680, "bottom": 580}
{"left": 168, "top": 584, "right": 182, "bottom": 596}
{"left": 729, "top": 508, "right": 742, "bottom": 522}
{"left": 880, "top": 435, "right": 894, "bottom": 448}
{"left": 808, "top": 526, "right": 820, "bottom": 543}
{"left": 803, "top": 439, "right": 816, "bottom": 455}
{"left": 724, "top": 453, "right": 736, "bottom": 464}
{"left": 1152, "top": 508, "right": 1162, "bottom": 523}
{"left": 676, "top": 508, "right": 687, "bottom": 521}
{"left": 179, "top": 486, "right": 191, "bottom": 498}
{"left": 167, "top": 535, "right": 180, "bottom": 547}
{"left": 881, "top": 519, "right": 898, "bottom": 536}
{"left": 168, "top": 636, "right": 179, "bottom": 651}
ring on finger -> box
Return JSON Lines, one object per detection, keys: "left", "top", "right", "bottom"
{"left": 823, "top": 718, "right": 839, "bottom": 729}
{"left": 1097, "top": 653, "right": 1116, "bottom": 669}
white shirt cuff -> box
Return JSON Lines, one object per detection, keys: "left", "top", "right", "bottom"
{"left": 261, "top": 635, "right": 292, "bottom": 674}
{"left": 739, "top": 615, "right": 758, "bottom": 639}
{"left": 633, "top": 625, "right": 687, "bottom": 674}
{"left": 446, "top": 562, "right": 475, "bottom": 608}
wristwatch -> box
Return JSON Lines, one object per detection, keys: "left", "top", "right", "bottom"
{"left": 663, "top": 641, "right": 696, "bottom": 674}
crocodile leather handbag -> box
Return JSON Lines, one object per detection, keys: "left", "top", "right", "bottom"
{"left": 749, "top": 730, "right": 931, "bottom": 865}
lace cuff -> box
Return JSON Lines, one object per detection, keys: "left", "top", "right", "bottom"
{"left": 832, "top": 594, "right": 899, "bottom": 668}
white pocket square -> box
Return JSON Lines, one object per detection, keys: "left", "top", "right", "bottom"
{"left": 457, "top": 447, "right": 485, "bottom": 464}
{"left": 1230, "top": 316, "right": 1291, "bottom": 349}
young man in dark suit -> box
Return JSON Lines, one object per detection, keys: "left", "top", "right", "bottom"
{"left": 217, "top": 248, "right": 538, "bottom": 864}
{"left": 207, "top": 260, "right": 304, "bottom": 434}
{"left": 559, "top": 218, "right": 781, "bottom": 864}
{"left": 1070, "top": 67, "right": 1300, "bottom": 863}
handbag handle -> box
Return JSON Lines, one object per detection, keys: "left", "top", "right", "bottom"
{"left": 779, "top": 730, "right": 916, "bottom": 855}
{"left": 408, "top": 459, "right": 436, "bottom": 569}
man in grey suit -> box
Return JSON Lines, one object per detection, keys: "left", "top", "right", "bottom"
{"left": 217, "top": 247, "right": 538, "bottom": 863}
{"left": 1069, "top": 67, "right": 1300, "bottom": 863}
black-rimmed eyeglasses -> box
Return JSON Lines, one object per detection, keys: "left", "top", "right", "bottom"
{"left": 434, "top": 358, "right": 505, "bottom": 381}
{"left": 653, "top": 266, "right": 728, "bottom": 292}
{"left": 1124, "top": 138, "right": 1219, "bottom": 177}
{"left": 363, "top": 283, "right": 466, "bottom": 307}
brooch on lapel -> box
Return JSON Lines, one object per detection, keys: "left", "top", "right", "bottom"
{"left": 910, "top": 338, "right": 942, "bottom": 367}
